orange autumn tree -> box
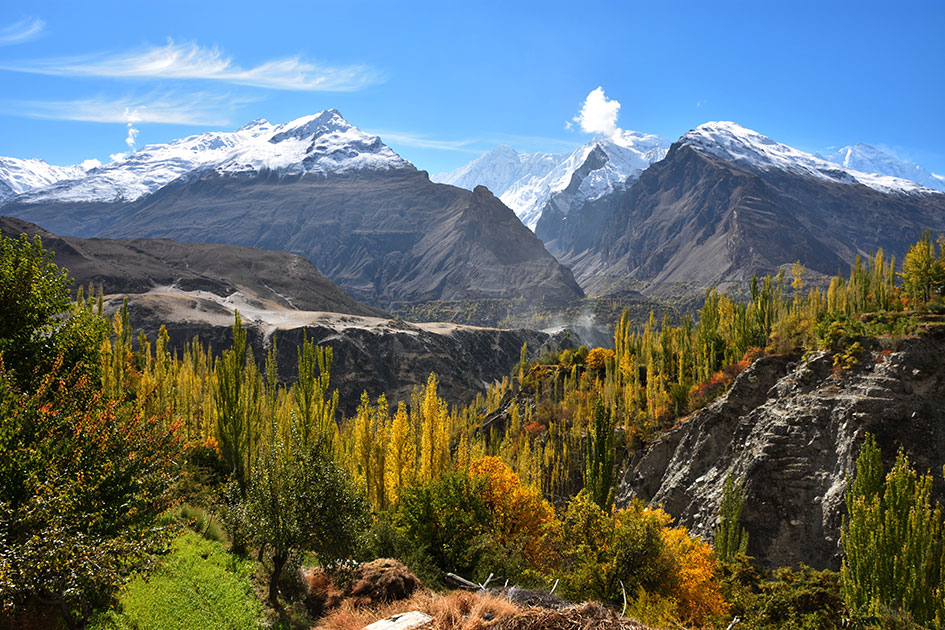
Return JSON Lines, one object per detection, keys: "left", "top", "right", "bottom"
{"left": 469, "top": 456, "right": 557, "bottom": 569}
{"left": 661, "top": 526, "right": 729, "bottom": 625}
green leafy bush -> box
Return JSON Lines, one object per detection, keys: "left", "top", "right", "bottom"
{"left": 720, "top": 557, "right": 844, "bottom": 630}
{"left": 397, "top": 470, "right": 493, "bottom": 579}
{"left": 246, "top": 418, "right": 367, "bottom": 605}
{"left": 0, "top": 233, "right": 107, "bottom": 389}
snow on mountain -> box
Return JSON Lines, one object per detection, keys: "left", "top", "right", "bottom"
{"left": 681, "top": 122, "right": 941, "bottom": 196}
{"left": 7, "top": 110, "right": 411, "bottom": 205}
{"left": 0, "top": 158, "right": 87, "bottom": 202}
{"left": 434, "top": 129, "right": 669, "bottom": 230}
{"left": 819, "top": 143, "right": 945, "bottom": 193}
{"left": 432, "top": 145, "right": 565, "bottom": 203}
{"left": 213, "top": 109, "right": 411, "bottom": 177}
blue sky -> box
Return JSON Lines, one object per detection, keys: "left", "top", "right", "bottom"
{"left": 0, "top": 0, "right": 943, "bottom": 175}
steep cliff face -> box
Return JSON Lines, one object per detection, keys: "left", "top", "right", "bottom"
{"left": 616, "top": 328, "right": 945, "bottom": 570}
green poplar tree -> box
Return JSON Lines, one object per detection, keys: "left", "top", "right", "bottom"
{"left": 714, "top": 472, "right": 749, "bottom": 562}
{"left": 585, "top": 398, "right": 617, "bottom": 511}
{"left": 842, "top": 434, "right": 945, "bottom": 625}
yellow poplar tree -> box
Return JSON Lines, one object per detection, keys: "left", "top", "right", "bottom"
{"left": 386, "top": 401, "right": 415, "bottom": 504}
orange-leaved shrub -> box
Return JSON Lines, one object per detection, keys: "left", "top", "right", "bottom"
{"left": 558, "top": 493, "right": 728, "bottom": 628}
{"left": 468, "top": 457, "right": 557, "bottom": 569}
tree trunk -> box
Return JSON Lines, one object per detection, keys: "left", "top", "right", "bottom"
{"left": 269, "top": 551, "right": 288, "bottom": 606}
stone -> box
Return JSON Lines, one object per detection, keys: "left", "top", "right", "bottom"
{"left": 362, "top": 611, "right": 432, "bottom": 630}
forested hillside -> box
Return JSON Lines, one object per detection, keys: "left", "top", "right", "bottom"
{"left": 2, "top": 231, "right": 945, "bottom": 629}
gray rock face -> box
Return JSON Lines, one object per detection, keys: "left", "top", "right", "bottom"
{"left": 617, "top": 330, "right": 945, "bottom": 570}
{"left": 124, "top": 305, "right": 573, "bottom": 417}
{"left": 1, "top": 169, "right": 584, "bottom": 309}
{"left": 546, "top": 142, "right": 945, "bottom": 297}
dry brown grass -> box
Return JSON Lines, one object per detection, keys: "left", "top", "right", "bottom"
{"left": 494, "top": 602, "right": 651, "bottom": 629}
{"left": 304, "top": 559, "right": 425, "bottom": 618}
{"left": 312, "top": 589, "right": 521, "bottom": 630}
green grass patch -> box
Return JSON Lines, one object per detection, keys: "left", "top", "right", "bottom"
{"left": 91, "top": 531, "right": 263, "bottom": 630}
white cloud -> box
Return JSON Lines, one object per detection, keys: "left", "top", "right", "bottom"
{"left": 80, "top": 158, "right": 101, "bottom": 170}
{"left": 2, "top": 92, "right": 253, "bottom": 126}
{"left": 124, "top": 107, "right": 141, "bottom": 150}
{"left": 0, "top": 17, "right": 45, "bottom": 46}
{"left": 1, "top": 39, "right": 380, "bottom": 91}
{"left": 370, "top": 130, "right": 480, "bottom": 152}
{"left": 572, "top": 87, "right": 621, "bottom": 137}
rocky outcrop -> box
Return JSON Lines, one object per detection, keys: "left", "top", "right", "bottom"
{"left": 617, "top": 329, "right": 945, "bottom": 570}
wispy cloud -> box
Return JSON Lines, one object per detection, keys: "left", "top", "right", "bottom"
{"left": 487, "top": 132, "right": 581, "bottom": 152}
{"left": 0, "top": 39, "right": 380, "bottom": 91}
{"left": 1, "top": 92, "right": 253, "bottom": 126}
{"left": 372, "top": 130, "right": 579, "bottom": 155}
{"left": 0, "top": 17, "right": 45, "bottom": 45}
{"left": 370, "top": 130, "right": 481, "bottom": 152}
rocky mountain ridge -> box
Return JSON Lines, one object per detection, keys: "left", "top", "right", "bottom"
{"left": 0, "top": 111, "right": 583, "bottom": 311}
{"left": 548, "top": 127, "right": 945, "bottom": 297}
{"left": 1, "top": 217, "right": 574, "bottom": 415}
{"left": 617, "top": 327, "right": 945, "bottom": 570}
{"left": 0, "top": 216, "right": 382, "bottom": 317}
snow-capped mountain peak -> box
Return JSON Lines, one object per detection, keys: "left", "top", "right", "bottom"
{"left": 3, "top": 110, "right": 411, "bottom": 206}
{"left": 0, "top": 157, "right": 88, "bottom": 202}
{"left": 819, "top": 143, "right": 945, "bottom": 193}
{"left": 238, "top": 118, "right": 271, "bottom": 129}
{"left": 216, "top": 109, "right": 409, "bottom": 176}
{"left": 681, "top": 121, "right": 940, "bottom": 196}
{"left": 269, "top": 109, "right": 350, "bottom": 143}
{"left": 434, "top": 129, "right": 670, "bottom": 230}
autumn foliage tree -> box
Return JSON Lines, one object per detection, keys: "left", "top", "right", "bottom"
{"left": 468, "top": 457, "right": 556, "bottom": 568}
{"left": 559, "top": 493, "right": 727, "bottom": 628}
{"left": 0, "top": 356, "right": 181, "bottom": 629}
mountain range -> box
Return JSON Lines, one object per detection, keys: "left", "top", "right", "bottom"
{"left": 0, "top": 110, "right": 583, "bottom": 310}
{"left": 2, "top": 111, "right": 944, "bottom": 309}
{"left": 432, "top": 130, "right": 670, "bottom": 231}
